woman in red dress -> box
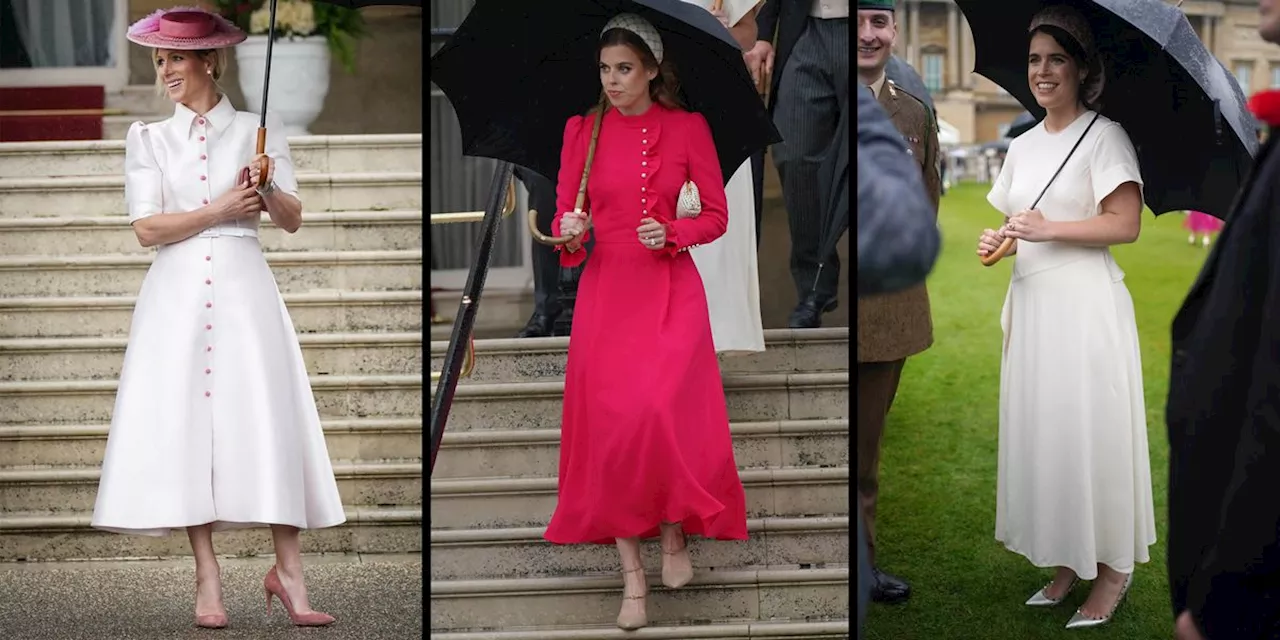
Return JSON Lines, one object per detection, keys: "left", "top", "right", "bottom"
{"left": 541, "top": 13, "right": 749, "bottom": 630}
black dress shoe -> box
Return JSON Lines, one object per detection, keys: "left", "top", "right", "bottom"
{"left": 869, "top": 567, "right": 911, "bottom": 604}
{"left": 515, "top": 312, "right": 559, "bottom": 338}
{"left": 787, "top": 296, "right": 839, "bottom": 329}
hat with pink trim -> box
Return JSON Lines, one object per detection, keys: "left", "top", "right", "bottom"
{"left": 127, "top": 6, "right": 247, "bottom": 50}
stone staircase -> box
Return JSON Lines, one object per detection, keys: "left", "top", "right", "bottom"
{"left": 428, "top": 329, "right": 851, "bottom": 638}
{"left": 0, "top": 134, "right": 424, "bottom": 561}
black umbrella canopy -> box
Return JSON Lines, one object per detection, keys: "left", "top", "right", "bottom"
{"left": 1006, "top": 110, "right": 1038, "bottom": 138}
{"left": 955, "top": 0, "right": 1258, "bottom": 218}
{"left": 885, "top": 55, "right": 935, "bottom": 115}
{"left": 430, "top": 0, "right": 780, "bottom": 185}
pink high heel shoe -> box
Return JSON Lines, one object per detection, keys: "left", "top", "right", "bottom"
{"left": 263, "top": 565, "right": 336, "bottom": 627}
{"left": 195, "top": 613, "right": 228, "bottom": 629}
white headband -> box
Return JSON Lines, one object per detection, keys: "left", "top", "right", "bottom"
{"left": 602, "top": 13, "right": 664, "bottom": 64}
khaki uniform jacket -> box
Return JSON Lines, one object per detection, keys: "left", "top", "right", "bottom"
{"left": 857, "top": 79, "right": 941, "bottom": 364}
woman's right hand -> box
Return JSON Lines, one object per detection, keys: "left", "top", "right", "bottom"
{"left": 977, "top": 227, "right": 1010, "bottom": 257}
{"left": 559, "top": 211, "right": 587, "bottom": 238}
{"left": 210, "top": 181, "right": 263, "bottom": 223}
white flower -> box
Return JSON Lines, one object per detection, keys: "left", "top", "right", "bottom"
{"left": 290, "top": 1, "right": 316, "bottom": 36}
{"left": 249, "top": 5, "right": 272, "bottom": 34}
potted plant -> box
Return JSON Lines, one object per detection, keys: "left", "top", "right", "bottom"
{"left": 208, "top": 0, "right": 367, "bottom": 135}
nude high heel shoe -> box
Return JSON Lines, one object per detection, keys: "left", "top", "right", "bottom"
{"left": 660, "top": 527, "right": 693, "bottom": 588}
{"left": 616, "top": 567, "right": 648, "bottom": 630}
{"left": 264, "top": 565, "right": 336, "bottom": 627}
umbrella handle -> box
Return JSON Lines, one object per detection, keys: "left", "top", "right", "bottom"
{"left": 529, "top": 208, "right": 592, "bottom": 246}
{"left": 980, "top": 236, "right": 1015, "bottom": 267}
{"left": 255, "top": 127, "right": 270, "bottom": 189}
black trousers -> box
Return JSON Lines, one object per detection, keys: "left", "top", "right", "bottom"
{"left": 512, "top": 165, "right": 561, "bottom": 317}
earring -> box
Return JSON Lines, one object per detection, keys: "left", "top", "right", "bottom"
{"left": 207, "top": 69, "right": 213, "bottom": 75}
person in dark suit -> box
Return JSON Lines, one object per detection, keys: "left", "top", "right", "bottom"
{"left": 512, "top": 166, "right": 562, "bottom": 337}
{"left": 750, "top": 0, "right": 848, "bottom": 328}
{"left": 1167, "top": 4, "right": 1280, "bottom": 639}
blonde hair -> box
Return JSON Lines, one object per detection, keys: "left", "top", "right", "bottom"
{"left": 153, "top": 48, "right": 228, "bottom": 96}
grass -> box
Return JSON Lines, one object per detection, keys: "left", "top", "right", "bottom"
{"left": 862, "top": 183, "right": 1208, "bottom": 640}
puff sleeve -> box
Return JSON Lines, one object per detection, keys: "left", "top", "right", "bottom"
{"left": 124, "top": 122, "right": 163, "bottom": 224}
{"left": 1089, "top": 121, "right": 1143, "bottom": 207}
{"left": 263, "top": 111, "right": 299, "bottom": 197}
{"left": 986, "top": 143, "right": 1015, "bottom": 219}
{"left": 662, "top": 112, "right": 728, "bottom": 255}
{"left": 552, "top": 114, "right": 592, "bottom": 267}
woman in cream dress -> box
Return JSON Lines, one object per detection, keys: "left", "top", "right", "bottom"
{"left": 977, "top": 5, "right": 1155, "bottom": 630}
{"left": 90, "top": 7, "right": 343, "bottom": 629}
{"left": 685, "top": 0, "right": 766, "bottom": 354}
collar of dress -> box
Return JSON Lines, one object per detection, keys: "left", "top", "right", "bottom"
{"left": 170, "top": 94, "right": 237, "bottom": 138}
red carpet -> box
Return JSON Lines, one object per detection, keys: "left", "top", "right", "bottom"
{"left": 0, "top": 86, "right": 105, "bottom": 142}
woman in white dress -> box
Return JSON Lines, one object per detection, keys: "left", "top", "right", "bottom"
{"left": 976, "top": 6, "right": 1156, "bottom": 630}
{"left": 685, "top": 0, "right": 766, "bottom": 354}
{"left": 90, "top": 7, "right": 344, "bottom": 629}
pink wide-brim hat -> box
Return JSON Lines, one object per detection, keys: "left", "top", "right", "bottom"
{"left": 127, "top": 6, "right": 247, "bottom": 50}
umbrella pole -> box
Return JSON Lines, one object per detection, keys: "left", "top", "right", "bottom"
{"left": 255, "top": 0, "right": 279, "bottom": 180}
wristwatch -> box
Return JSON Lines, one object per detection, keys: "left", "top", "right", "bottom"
{"left": 256, "top": 180, "right": 277, "bottom": 198}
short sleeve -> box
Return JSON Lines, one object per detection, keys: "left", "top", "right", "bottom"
{"left": 124, "top": 122, "right": 163, "bottom": 223}
{"left": 264, "top": 111, "right": 299, "bottom": 197}
{"left": 1089, "top": 121, "right": 1143, "bottom": 206}
{"left": 986, "top": 146, "right": 1014, "bottom": 218}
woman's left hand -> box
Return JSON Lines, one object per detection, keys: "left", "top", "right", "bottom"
{"left": 637, "top": 217, "right": 667, "bottom": 250}
{"left": 248, "top": 153, "right": 275, "bottom": 189}
{"left": 710, "top": 7, "right": 730, "bottom": 29}
{"left": 1004, "top": 209, "right": 1056, "bottom": 243}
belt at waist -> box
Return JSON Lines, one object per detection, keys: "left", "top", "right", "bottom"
{"left": 198, "top": 226, "right": 259, "bottom": 239}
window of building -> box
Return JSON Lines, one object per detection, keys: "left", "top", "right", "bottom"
{"left": 922, "top": 52, "right": 945, "bottom": 93}
{"left": 1235, "top": 60, "right": 1253, "bottom": 93}
{"left": 1271, "top": 63, "right": 1280, "bottom": 89}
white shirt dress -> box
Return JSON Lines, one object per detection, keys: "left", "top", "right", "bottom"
{"left": 91, "top": 95, "right": 346, "bottom": 536}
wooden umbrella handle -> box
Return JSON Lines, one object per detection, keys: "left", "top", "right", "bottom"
{"left": 255, "top": 127, "right": 270, "bottom": 187}
{"left": 980, "top": 236, "right": 1016, "bottom": 267}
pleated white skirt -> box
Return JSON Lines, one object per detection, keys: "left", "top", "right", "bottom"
{"left": 91, "top": 234, "right": 346, "bottom": 536}
{"left": 994, "top": 254, "right": 1156, "bottom": 579}
{"left": 690, "top": 160, "right": 765, "bottom": 355}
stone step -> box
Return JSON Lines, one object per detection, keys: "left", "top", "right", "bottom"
{"left": 0, "top": 417, "right": 420, "bottom": 467}
{"left": 430, "top": 516, "right": 848, "bottom": 581}
{"left": 0, "top": 133, "right": 422, "bottom": 177}
{"left": 0, "top": 461, "right": 421, "bottom": 513}
{"left": 0, "top": 504, "right": 420, "bottom": 561}
{"left": 0, "top": 373, "right": 421, "bottom": 425}
{"left": 432, "top": 620, "right": 850, "bottom": 640}
{"left": 430, "top": 328, "right": 849, "bottom": 382}
{"left": 0, "top": 210, "right": 422, "bottom": 255}
{"left": 105, "top": 85, "right": 172, "bottom": 116}
{"left": 432, "top": 372, "right": 848, "bottom": 432}
{"left": 0, "top": 331, "right": 422, "bottom": 381}
{"left": 433, "top": 418, "right": 848, "bottom": 480}
{"left": 430, "top": 467, "right": 848, "bottom": 530}
{"left": 0, "top": 172, "right": 421, "bottom": 217}
{"left": 430, "top": 567, "right": 849, "bottom": 631}
{"left": 431, "top": 287, "right": 536, "bottom": 338}
{"left": 0, "top": 290, "right": 422, "bottom": 338}
{"left": 0, "top": 249, "right": 422, "bottom": 297}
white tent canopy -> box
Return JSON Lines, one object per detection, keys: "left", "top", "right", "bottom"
{"left": 937, "top": 118, "right": 961, "bottom": 146}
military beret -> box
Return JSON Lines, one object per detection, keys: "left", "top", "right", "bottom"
{"left": 859, "top": 0, "right": 896, "bottom": 10}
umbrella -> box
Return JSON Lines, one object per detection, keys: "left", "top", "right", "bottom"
{"left": 1006, "top": 110, "right": 1038, "bottom": 138}
{"left": 429, "top": 0, "right": 781, "bottom": 187}
{"left": 250, "top": 0, "right": 422, "bottom": 177}
{"left": 813, "top": 95, "right": 850, "bottom": 292}
{"left": 955, "top": 0, "right": 1257, "bottom": 223}
{"left": 885, "top": 54, "right": 936, "bottom": 116}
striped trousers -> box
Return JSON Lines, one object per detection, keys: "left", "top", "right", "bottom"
{"left": 771, "top": 17, "right": 849, "bottom": 302}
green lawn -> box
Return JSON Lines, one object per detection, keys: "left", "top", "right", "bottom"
{"left": 863, "top": 183, "right": 1209, "bottom": 639}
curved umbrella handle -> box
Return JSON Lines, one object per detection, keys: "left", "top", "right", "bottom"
{"left": 255, "top": 128, "right": 271, "bottom": 188}
{"left": 980, "top": 236, "right": 1015, "bottom": 267}
{"left": 528, "top": 209, "right": 591, "bottom": 246}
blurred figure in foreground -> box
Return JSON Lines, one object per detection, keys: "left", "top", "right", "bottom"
{"left": 1168, "top": 2, "right": 1280, "bottom": 639}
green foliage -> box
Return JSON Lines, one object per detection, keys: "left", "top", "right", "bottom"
{"left": 205, "top": 0, "right": 367, "bottom": 74}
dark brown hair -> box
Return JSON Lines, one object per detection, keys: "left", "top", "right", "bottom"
{"left": 597, "top": 28, "right": 685, "bottom": 111}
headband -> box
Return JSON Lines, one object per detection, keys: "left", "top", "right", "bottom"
{"left": 602, "top": 13, "right": 664, "bottom": 64}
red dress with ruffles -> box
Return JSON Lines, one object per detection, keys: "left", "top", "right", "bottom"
{"left": 542, "top": 103, "right": 749, "bottom": 545}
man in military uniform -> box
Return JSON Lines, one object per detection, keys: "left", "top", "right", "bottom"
{"left": 855, "top": 0, "right": 940, "bottom": 606}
